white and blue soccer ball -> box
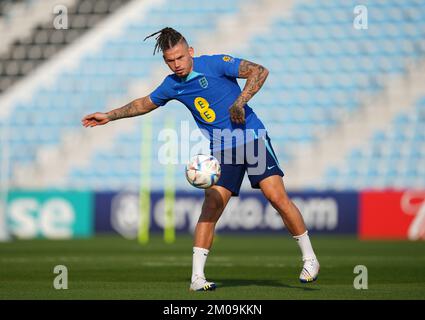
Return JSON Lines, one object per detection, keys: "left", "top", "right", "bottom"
{"left": 185, "top": 154, "right": 221, "bottom": 189}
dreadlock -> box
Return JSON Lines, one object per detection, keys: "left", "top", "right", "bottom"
{"left": 143, "top": 27, "right": 187, "bottom": 55}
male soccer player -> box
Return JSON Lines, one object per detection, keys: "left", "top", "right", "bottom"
{"left": 82, "top": 27, "right": 320, "bottom": 291}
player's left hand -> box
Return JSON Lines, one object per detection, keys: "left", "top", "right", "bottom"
{"left": 229, "top": 104, "right": 245, "bottom": 124}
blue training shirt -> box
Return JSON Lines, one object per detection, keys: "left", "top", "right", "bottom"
{"left": 149, "top": 54, "right": 266, "bottom": 151}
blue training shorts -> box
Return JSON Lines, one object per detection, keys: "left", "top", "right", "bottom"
{"left": 211, "top": 133, "right": 284, "bottom": 196}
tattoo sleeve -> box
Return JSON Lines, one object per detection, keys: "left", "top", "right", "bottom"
{"left": 106, "top": 96, "right": 157, "bottom": 121}
{"left": 233, "top": 59, "right": 269, "bottom": 108}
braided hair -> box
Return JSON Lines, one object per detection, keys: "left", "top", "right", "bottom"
{"left": 144, "top": 27, "right": 188, "bottom": 55}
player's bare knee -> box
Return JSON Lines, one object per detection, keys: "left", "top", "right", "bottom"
{"left": 267, "top": 193, "right": 291, "bottom": 212}
{"left": 199, "top": 200, "right": 223, "bottom": 222}
{"left": 203, "top": 201, "right": 221, "bottom": 214}
{"left": 205, "top": 189, "right": 225, "bottom": 208}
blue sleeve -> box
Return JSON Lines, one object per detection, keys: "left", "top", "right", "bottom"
{"left": 149, "top": 77, "right": 173, "bottom": 107}
{"left": 209, "top": 54, "right": 242, "bottom": 78}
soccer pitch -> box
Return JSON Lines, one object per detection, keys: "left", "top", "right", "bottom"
{"left": 0, "top": 235, "right": 424, "bottom": 300}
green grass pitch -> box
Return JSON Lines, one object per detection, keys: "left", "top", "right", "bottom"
{"left": 1, "top": 234, "right": 424, "bottom": 300}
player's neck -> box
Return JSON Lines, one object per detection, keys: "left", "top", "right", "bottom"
{"left": 178, "top": 61, "right": 194, "bottom": 81}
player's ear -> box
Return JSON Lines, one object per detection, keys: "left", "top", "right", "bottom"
{"left": 188, "top": 47, "right": 194, "bottom": 58}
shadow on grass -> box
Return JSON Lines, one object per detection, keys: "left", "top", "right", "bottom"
{"left": 217, "top": 279, "right": 320, "bottom": 291}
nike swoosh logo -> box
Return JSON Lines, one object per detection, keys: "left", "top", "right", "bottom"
{"left": 177, "top": 90, "right": 185, "bottom": 94}
{"left": 267, "top": 165, "right": 276, "bottom": 170}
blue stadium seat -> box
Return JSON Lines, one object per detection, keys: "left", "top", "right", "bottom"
{"left": 3, "top": 0, "right": 424, "bottom": 191}
{"left": 327, "top": 94, "right": 425, "bottom": 189}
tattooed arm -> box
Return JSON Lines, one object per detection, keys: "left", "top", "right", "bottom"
{"left": 81, "top": 96, "right": 159, "bottom": 127}
{"left": 229, "top": 59, "right": 269, "bottom": 124}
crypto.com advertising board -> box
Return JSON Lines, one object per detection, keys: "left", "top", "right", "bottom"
{"left": 94, "top": 191, "right": 358, "bottom": 238}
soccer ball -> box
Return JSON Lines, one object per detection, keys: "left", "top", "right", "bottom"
{"left": 185, "top": 154, "right": 221, "bottom": 189}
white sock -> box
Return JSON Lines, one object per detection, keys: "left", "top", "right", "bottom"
{"left": 191, "top": 247, "right": 209, "bottom": 283}
{"left": 293, "top": 231, "right": 316, "bottom": 261}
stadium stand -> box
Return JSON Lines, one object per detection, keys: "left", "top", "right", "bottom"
{"left": 246, "top": 0, "right": 425, "bottom": 162}
{"left": 0, "top": 0, "right": 424, "bottom": 191}
{"left": 324, "top": 95, "right": 425, "bottom": 189}
{"left": 0, "top": 0, "right": 27, "bottom": 16}
{"left": 1, "top": 0, "right": 249, "bottom": 190}
{"left": 0, "top": 0, "right": 131, "bottom": 93}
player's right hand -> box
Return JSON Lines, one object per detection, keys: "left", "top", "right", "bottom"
{"left": 81, "top": 112, "right": 110, "bottom": 127}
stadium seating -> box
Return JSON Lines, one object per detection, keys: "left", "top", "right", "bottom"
{"left": 70, "top": 0, "right": 425, "bottom": 190}
{"left": 0, "top": 0, "right": 27, "bottom": 16}
{"left": 1, "top": 0, "right": 248, "bottom": 189}
{"left": 243, "top": 0, "right": 425, "bottom": 164}
{"left": 1, "top": 0, "right": 425, "bottom": 191}
{"left": 0, "top": 0, "right": 131, "bottom": 93}
{"left": 324, "top": 96, "right": 425, "bottom": 189}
